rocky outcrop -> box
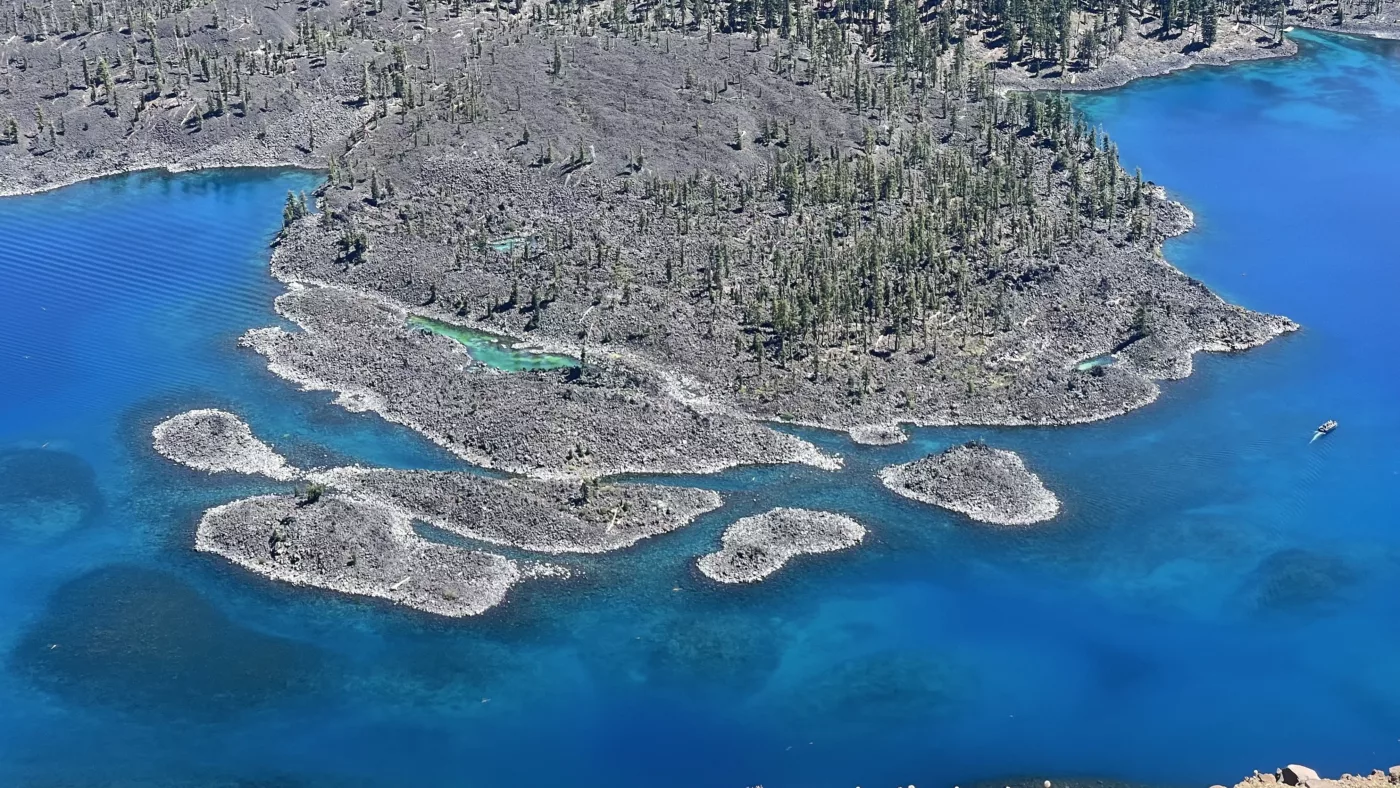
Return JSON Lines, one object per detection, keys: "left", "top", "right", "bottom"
{"left": 879, "top": 442, "right": 1061, "bottom": 526}
{"left": 316, "top": 467, "right": 723, "bottom": 554}
{"left": 152, "top": 409, "right": 298, "bottom": 481}
{"left": 1231, "top": 764, "right": 1400, "bottom": 788}
{"left": 697, "top": 508, "right": 866, "bottom": 583}
{"left": 849, "top": 423, "right": 909, "bottom": 446}
{"left": 196, "top": 493, "right": 537, "bottom": 617}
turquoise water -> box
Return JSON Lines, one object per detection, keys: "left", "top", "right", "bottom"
{"left": 2, "top": 31, "right": 1399, "bottom": 787}
{"left": 407, "top": 314, "right": 578, "bottom": 371}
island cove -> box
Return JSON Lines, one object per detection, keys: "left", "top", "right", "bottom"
{"left": 3, "top": 0, "right": 1400, "bottom": 786}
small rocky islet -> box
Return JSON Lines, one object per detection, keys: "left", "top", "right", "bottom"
{"left": 152, "top": 408, "right": 299, "bottom": 481}
{"left": 696, "top": 507, "right": 868, "bottom": 584}
{"left": 880, "top": 441, "right": 1062, "bottom": 526}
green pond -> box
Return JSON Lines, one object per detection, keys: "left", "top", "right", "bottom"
{"left": 487, "top": 235, "right": 537, "bottom": 253}
{"left": 407, "top": 315, "right": 577, "bottom": 371}
{"left": 1075, "top": 353, "right": 1116, "bottom": 371}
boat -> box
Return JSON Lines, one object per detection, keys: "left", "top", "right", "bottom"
{"left": 1310, "top": 420, "right": 1338, "bottom": 443}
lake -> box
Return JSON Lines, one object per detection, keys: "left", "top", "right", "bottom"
{"left": 0, "top": 30, "right": 1397, "bottom": 788}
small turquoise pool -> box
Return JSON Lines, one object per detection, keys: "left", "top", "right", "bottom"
{"left": 407, "top": 314, "right": 577, "bottom": 371}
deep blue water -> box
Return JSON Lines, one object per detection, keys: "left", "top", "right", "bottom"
{"left": 1, "top": 30, "right": 1398, "bottom": 787}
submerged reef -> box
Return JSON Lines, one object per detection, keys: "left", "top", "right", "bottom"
{"left": 762, "top": 648, "right": 973, "bottom": 730}
{"left": 0, "top": 448, "right": 102, "bottom": 541}
{"left": 152, "top": 409, "right": 298, "bottom": 481}
{"left": 880, "top": 442, "right": 1061, "bottom": 526}
{"left": 197, "top": 493, "right": 533, "bottom": 618}
{"left": 697, "top": 507, "right": 867, "bottom": 583}
{"left": 12, "top": 565, "right": 322, "bottom": 717}
{"left": 639, "top": 609, "right": 788, "bottom": 692}
{"left": 1244, "top": 548, "right": 1357, "bottom": 615}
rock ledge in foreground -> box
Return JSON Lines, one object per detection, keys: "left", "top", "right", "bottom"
{"left": 879, "top": 442, "right": 1060, "bottom": 526}
{"left": 1232, "top": 763, "right": 1400, "bottom": 788}
{"left": 698, "top": 507, "right": 866, "bottom": 584}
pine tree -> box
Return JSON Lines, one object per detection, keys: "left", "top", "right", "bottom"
{"left": 1201, "top": 2, "right": 1218, "bottom": 44}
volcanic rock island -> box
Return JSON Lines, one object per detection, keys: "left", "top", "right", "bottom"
{"left": 4, "top": 0, "right": 1396, "bottom": 616}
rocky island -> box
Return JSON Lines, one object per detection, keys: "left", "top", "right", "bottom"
{"left": 880, "top": 441, "right": 1061, "bottom": 525}
{"left": 197, "top": 492, "right": 535, "bottom": 617}
{"left": 2, "top": 0, "right": 1394, "bottom": 612}
{"left": 697, "top": 507, "right": 867, "bottom": 583}
{"left": 152, "top": 409, "right": 299, "bottom": 481}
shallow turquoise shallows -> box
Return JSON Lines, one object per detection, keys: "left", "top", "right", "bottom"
{"left": 407, "top": 314, "right": 578, "bottom": 371}
{"left": 2, "top": 31, "right": 1399, "bottom": 787}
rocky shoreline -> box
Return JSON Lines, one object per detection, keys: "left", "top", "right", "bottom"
{"left": 242, "top": 282, "right": 840, "bottom": 480}
{"left": 880, "top": 442, "right": 1061, "bottom": 526}
{"left": 965, "top": 764, "right": 1400, "bottom": 788}
{"left": 696, "top": 508, "right": 867, "bottom": 584}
